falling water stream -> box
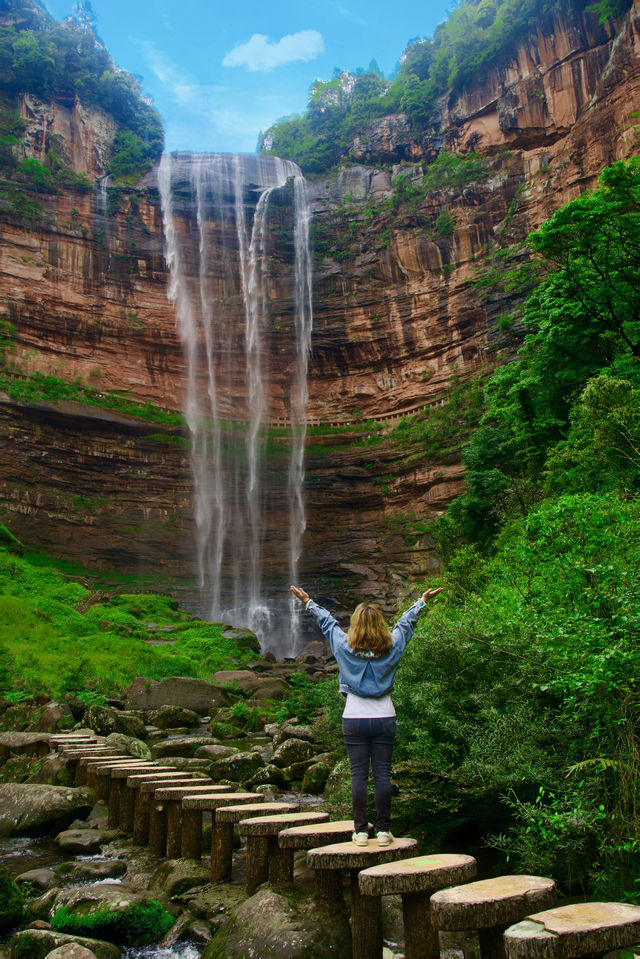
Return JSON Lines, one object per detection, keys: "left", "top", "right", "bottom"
{"left": 158, "top": 154, "right": 313, "bottom": 656}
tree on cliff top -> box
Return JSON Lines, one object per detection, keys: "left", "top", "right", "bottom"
{"left": 0, "top": 0, "right": 163, "bottom": 179}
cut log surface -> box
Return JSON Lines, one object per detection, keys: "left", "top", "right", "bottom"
{"left": 215, "top": 802, "right": 299, "bottom": 823}
{"left": 140, "top": 777, "right": 210, "bottom": 793}
{"left": 91, "top": 760, "right": 158, "bottom": 773}
{"left": 431, "top": 875, "right": 556, "bottom": 931}
{"left": 155, "top": 784, "right": 231, "bottom": 800}
{"left": 238, "top": 811, "right": 329, "bottom": 836}
{"left": 182, "top": 792, "right": 262, "bottom": 810}
{"left": 62, "top": 747, "right": 117, "bottom": 757}
{"left": 126, "top": 772, "right": 192, "bottom": 786}
{"left": 359, "top": 853, "right": 477, "bottom": 896}
{"left": 307, "top": 837, "right": 418, "bottom": 870}
{"left": 504, "top": 902, "right": 640, "bottom": 959}
{"left": 277, "top": 819, "right": 356, "bottom": 847}
{"left": 110, "top": 765, "right": 172, "bottom": 779}
{"left": 79, "top": 754, "right": 129, "bottom": 766}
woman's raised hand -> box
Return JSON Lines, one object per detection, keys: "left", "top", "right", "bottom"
{"left": 290, "top": 585, "right": 310, "bottom": 605}
{"left": 421, "top": 586, "right": 444, "bottom": 603}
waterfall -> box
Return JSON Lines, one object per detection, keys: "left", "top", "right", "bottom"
{"left": 158, "top": 153, "right": 313, "bottom": 654}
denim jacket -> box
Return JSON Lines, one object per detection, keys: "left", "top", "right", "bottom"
{"left": 306, "top": 598, "right": 426, "bottom": 697}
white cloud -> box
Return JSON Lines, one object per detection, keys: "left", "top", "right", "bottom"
{"left": 222, "top": 30, "right": 324, "bottom": 71}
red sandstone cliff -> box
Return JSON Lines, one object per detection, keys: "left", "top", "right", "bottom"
{"left": 0, "top": 1, "right": 638, "bottom": 609}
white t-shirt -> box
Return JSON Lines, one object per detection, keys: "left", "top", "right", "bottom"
{"left": 342, "top": 692, "right": 396, "bottom": 718}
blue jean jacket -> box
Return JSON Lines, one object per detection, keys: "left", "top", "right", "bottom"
{"left": 306, "top": 598, "right": 426, "bottom": 697}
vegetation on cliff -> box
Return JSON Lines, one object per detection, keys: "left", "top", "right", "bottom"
{"left": 260, "top": 0, "right": 632, "bottom": 175}
{"left": 317, "top": 159, "right": 640, "bottom": 901}
{"left": 0, "top": 529, "right": 255, "bottom": 699}
{"left": 0, "top": 0, "right": 163, "bottom": 180}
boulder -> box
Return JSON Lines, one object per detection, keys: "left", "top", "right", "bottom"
{"left": 272, "top": 724, "right": 315, "bottom": 747}
{"left": 150, "top": 737, "right": 225, "bottom": 760}
{"left": 15, "top": 869, "right": 57, "bottom": 893}
{"left": 201, "top": 888, "right": 351, "bottom": 959}
{"left": 56, "top": 861, "right": 126, "bottom": 883}
{"left": 151, "top": 757, "right": 210, "bottom": 773}
{"left": 24, "top": 889, "right": 59, "bottom": 923}
{"left": 8, "top": 930, "right": 119, "bottom": 959}
{"left": 244, "top": 765, "right": 290, "bottom": 790}
{"left": 207, "top": 751, "right": 263, "bottom": 783}
{"left": 271, "top": 738, "right": 317, "bottom": 768}
{"left": 83, "top": 707, "right": 145, "bottom": 740}
{"left": 248, "top": 678, "right": 290, "bottom": 701}
{"left": 0, "top": 784, "right": 93, "bottom": 837}
{"left": 124, "top": 677, "right": 231, "bottom": 713}
{"left": 146, "top": 706, "right": 200, "bottom": 730}
{"left": 0, "top": 733, "right": 51, "bottom": 759}
{"left": 0, "top": 703, "right": 40, "bottom": 732}
{"left": 301, "top": 762, "right": 331, "bottom": 794}
{"left": 44, "top": 945, "right": 99, "bottom": 959}
{"left": 31, "top": 703, "right": 74, "bottom": 733}
{"left": 28, "top": 755, "right": 74, "bottom": 787}
{"left": 55, "top": 829, "right": 106, "bottom": 855}
{"left": 210, "top": 670, "right": 260, "bottom": 695}
{"left": 219, "top": 627, "right": 260, "bottom": 655}
{"left": 192, "top": 744, "right": 238, "bottom": 761}
{"left": 151, "top": 859, "right": 210, "bottom": 897}
{"left": 0, "top": 866, "right": 23, "bottom": 931}
{"left": 47, "top": 884, "right": 174, "bottom": 944}
{"left": 104, "top": 733, "right": 150, "bottom": 761}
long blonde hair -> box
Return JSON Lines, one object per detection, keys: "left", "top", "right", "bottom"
{"left": 346, "top": 603, "right": 392, "bottom": 656}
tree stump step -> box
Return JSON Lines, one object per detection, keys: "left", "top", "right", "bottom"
{"left": 504, "top": 901, "right": 640, "bottom": 959}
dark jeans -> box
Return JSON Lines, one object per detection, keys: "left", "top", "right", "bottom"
{"left": 342, "top": 716, "right": 396, "bottom": 833}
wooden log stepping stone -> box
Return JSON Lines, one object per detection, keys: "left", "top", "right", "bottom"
{"left": 51, "top": 735, "right": 100, "bottom": 749}
{"left": 181, "top": 792, "right": 264, "bottom": 864}
{"left": 277, "top": 820, "right": 366, "bottom": 900}
{"left": 431, "top": 875, "right": 557, "bottom": 959}
{"left": 100, "top": 763, "right": 169, "bottom": 828}
{"left": 152, "top": 784, "right": 232, "bottom": 859}
{"left": 211, "top": 802, "right": 299, "bottom": 883}
{"left": 307, "top": 838, "right": 418, "bottom": 959}
{"left": 124, "top": 771, "right": 199, "bottom": 840}
{"left": 79, "top": 755, "right": 131, "bottom": 792}
{"left": 359, "top": 853, "right": 477, "bottom": 959}
{"left": 238, "top": 811, "right": 331, "bottom": 894}
{"left": 65, "top": 749, "right": 122, "bottom": 786}
{"left": 85, "top": 757, "right": 154, "bottom": 792}
{"left": 503, "top": 901, "right": 640, "bottom": 959}
{"left": 130, "top": 775, "right": 210, "bottom": 845}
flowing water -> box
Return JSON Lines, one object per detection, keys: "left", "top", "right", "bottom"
{"left": 158, "top": 153, "right": 313, "bottom": 656}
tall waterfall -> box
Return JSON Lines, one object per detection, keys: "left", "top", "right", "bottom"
{"left": 158, "top": 153, "right": 313, "bottom": 655}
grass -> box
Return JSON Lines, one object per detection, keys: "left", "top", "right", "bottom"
{"left": 0, "top": 530, "right": 255, "bottom": 699}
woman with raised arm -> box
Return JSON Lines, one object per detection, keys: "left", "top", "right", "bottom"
{"left": 290, "top": 584, "right": 443, "bottom": 846}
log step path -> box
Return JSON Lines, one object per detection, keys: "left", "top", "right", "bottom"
{"left": 53, "top": 729, "right": 640, "bottom": 959}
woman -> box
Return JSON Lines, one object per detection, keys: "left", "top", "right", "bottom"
{"left": 290, "top": 584, "right": 442, "bottom": 846}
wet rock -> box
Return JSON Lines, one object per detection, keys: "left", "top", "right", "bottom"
{"left": 55, "top": 829, "right": 108, "bottom": 854}
{"left": 301, "top": 762, "right": 331, "bottom": 794}
{"left": 15, "top": 869, "right": 57, "bottom": 893}
{"left": 124, "top": 677, "right": 231, "bottom": 713}
{"left": 104, "top": 733, "right": 150, "bottom": 761}
{"left": 8, "top": 930, "right": 120, "bottom": 959}
{"left": 86, "top": 802, "right": 108, "bottom": 827}
{"left": 47, "top": 883, "right": 174, "bottom": 943}
{"left": 271, "top": 738, "right": 317, "bottom": 768}
{"left": 150, "top": 736, "right": 225, "bottom": 760}
{"left": 56, "top": 860, "right": 126, "bottom": 882}
{"left": 83, "top": 706, "right": 145, "bottom": 740}
{"left": 152, "top": 859, "right": 210, "bottom": 897}
{"left": 202, "top": 888, "right": 351, "bottom": 959}
{"left": 24, "top": 888, "right": 59, "bottom": 922}
{"left": 0, "top": 784, "right": 93, "bottom": 837}
{"left": 189, "top": 918, "right": 214, "bottom": 943}
{"left": 0, "top": 866, "right": 23, "bottom": 931}
{"left": 207, "top": 751, "right": 263, "bottom": 783}
{"left": 146, "top": 705, "right": 200, "bottom": 729}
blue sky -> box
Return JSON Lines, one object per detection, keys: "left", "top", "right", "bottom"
{"left": 42, "top": 0, "right": 451, "bottom": 154}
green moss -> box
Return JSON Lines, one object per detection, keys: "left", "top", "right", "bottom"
{"left": 51, "top": 899, "right": 174, "bottom": 945}
{"left": 0, "top": 865, "right": 23, "bottom": 931}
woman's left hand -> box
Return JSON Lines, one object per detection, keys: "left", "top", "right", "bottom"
{"left": 421, "top": 587, "right": 444, "bottom": 602}
{"left": 290, "top": 585, "right": 310, "bottom": 605}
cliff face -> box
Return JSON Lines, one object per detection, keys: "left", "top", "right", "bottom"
{"left": 0, "top": 1, "right": 638, "bottom": 613}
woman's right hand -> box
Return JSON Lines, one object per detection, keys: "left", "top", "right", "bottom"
{"left": 421, "top": 587, "right": 443, "bottom": 602}
{"left": 290, "top": 585, "right": 310, "bottom": 605}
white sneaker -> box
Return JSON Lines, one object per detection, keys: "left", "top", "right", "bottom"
{"left": 376, "top": 831, "right": 393, "bottom": 846}
{"left": 352, "top": 832, "right": 369, "bottom": 846}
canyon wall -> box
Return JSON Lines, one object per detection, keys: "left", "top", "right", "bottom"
{"left": 0, "top": 0, "right": 638, "bottom": 615}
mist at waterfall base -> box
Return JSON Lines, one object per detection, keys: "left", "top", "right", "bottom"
{"left": 159, "top": 153, "right": 313, "bottom": 659}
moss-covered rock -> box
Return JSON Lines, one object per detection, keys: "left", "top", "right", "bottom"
{"left": 301, "top": 761, "right": 331, "bottom": 794}
{"left": 0, "top": 524, "right": 24, "bottom": 556}
{"left": 146, "top": 705, "right": 200, "bottom": 729}
{"left": 0, "top": 866, "right": 23, "bottom": 931}
{"left": 8, "top": 929, "right": 120, "bottom": 959}
{"left": 104, "top": 732, "right": 151, "bottom": 761}
{"left": 50, "top": 885, "right": 174, "bottom": 946}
